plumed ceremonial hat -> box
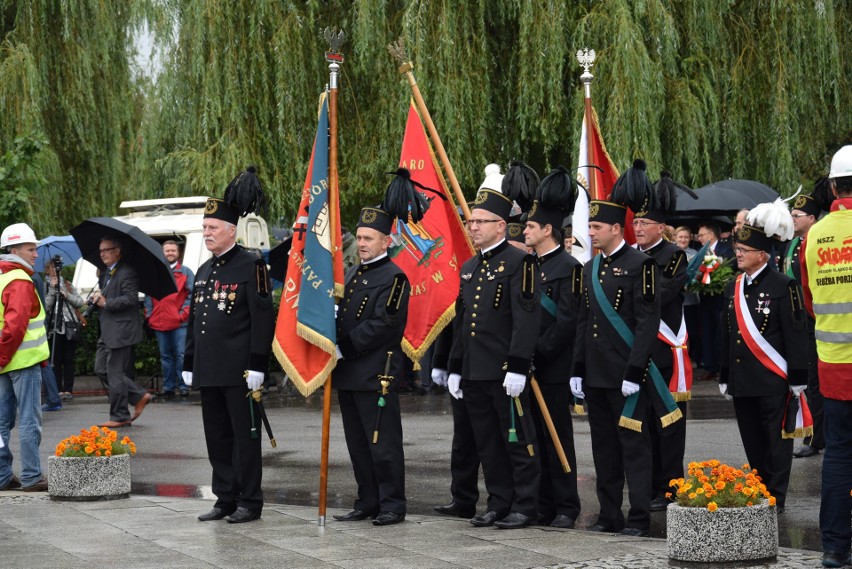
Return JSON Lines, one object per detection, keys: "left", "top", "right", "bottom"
{"left": 528, "top": 166, "right": 579, "bottom": 231}
{"left": 206, "top": 165, "right": 267, "bottom": 225}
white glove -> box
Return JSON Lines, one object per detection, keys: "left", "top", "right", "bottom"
{"left": 621, "top": 380, "right": 641, "bottom": 397}
{"left": 246, "top": 370, "right": 264, "bottom": 391}
{"left": 790, "top": 384, "right": 807, "bottom": 397}
{"left": 334, "top": 304, "right": 339, "bottom": 318}
{"left": 181, "top": 371, "right": 193, "bottom": 387}
{"left": 569, "top": 376, "right": 584, "bottom": 399}
{"left": 431, "top": 368, "right": 449, "bottom": 387}
{"left": 719, "top": 383, "right": 732, "bottom": 401}
{"left": 335, "top": 346, "right": 343, "bottom": 360}
{"left": 503, "top": 372, "right": 526, "bottom": 398}
{"left": 448, "top": 373, "right": 463, "bottom": 400}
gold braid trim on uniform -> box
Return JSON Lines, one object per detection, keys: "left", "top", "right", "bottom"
{"left": 386, "top": 275, "right": 406, "bottom": 315}
{"left": 660, "top": 407, "right": 684, "bottom": 427}
{"left": 781, "top": 425, "right": 813, "bottom": 440}
{"left": 670, "top": 391, "right": 692, "bottom": 402}
{"left": 572, "top": 265, "right": 583, "bottom": 296}
{"left": 514, "top": 397, "right": 524, "bottom": 417}
{"left": 642, "top": 259, "right": 656, "bottom": 301}
{"left": 664, "top": 252, "right": 684, "bottom": 278}
{"left": 522, "top": 256, "right": 536, "bottom": 297}
{"left": 527, "top": 444, "right": 535, "bottom": 457}
{"left": 619, "top": 416, "right": 643, "bottom": 432}
{"left": 255, "top": 260, "right": 270, "bottom": 297}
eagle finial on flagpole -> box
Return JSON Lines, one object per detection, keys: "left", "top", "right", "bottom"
{"left": 387, "top": 36, "right": 413, "bottom": 73}
{"left": 576, "top": 48, "right": 596, "bottom": 98}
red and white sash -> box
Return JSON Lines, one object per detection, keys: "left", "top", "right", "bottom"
{"left": 734, "top": 273, "right": 787, "bottom": 379}
{"left": 657, "top": 315, "right": 692, "bottom": 400}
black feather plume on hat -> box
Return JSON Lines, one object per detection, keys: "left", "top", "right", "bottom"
{"left": 381, "top": 168, "right": 432, "bottom": 223}
{"left": 653, "top": 170, "right": 698, "bottom": 214}
{"left": 501, "top": 161, "right": 540, "bottom": 214}
{"left": 537, "top": 166, "right": 578, "bottom": 216}
{"left": 811, "top": 176, "right": 834, "bottom": 212}
{"left": 611, "top": 159, "right": 653, "bottom": 213}
{"left": 224, "top": 165, "right": 267, "bottom": 216}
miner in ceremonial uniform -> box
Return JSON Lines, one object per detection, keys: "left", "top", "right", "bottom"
{"left": 184, "top": 167, "right": 275, "bottom": 524}
{"left": 570, "top": 160, "right": 672, "bottom": 537}
{"left": 447, "top": 176, "right": 541, "bottom": 530}
{"left": 632, "top": 171, "right": 691, "bottom": 511}
{"left": 333, "top": 171, "right": 415, "bottom": 527}
{"left": 522, "top": 166, "right": 583, "bottom": 529}
{"left": 720, "top": 200, "right": 809, "bottom": 512}
{"left": 781, "top": 185, "right": 827, "bottom": 459}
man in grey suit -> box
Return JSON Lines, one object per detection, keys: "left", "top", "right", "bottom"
{"left": 92, "top": 236, "right": 151, "bottom": 427}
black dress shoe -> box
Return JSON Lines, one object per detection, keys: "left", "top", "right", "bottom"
{"left": 433, "top": 501, "right": 476, "bottom": 518}
{"left": 226, "top": 507, "right": 261, "bottom": 523}
{"left": 372, "top": 512, "right": 405, "bottom": 526}
{"left": 619, "top": 527, "right": 648, "bottom": 537}
{"left": 333, "top": 509, "right": 376, "bottom": 522}
{"left": 494, "top": 512, "right": 532, "bottom": 529}
{"left": 549, "top": 514, "right": 576, "bottom": 529}
{"left": 470, "top": 510, "right": 501, "bottom": 527}
{"left": 650, "top": 496, "right": 671, "bottom": 511}
{"left": 793, "top": 444, "right": 820, "bottom": 458}
{"left": 822, "top": 550, "right": 852, "bottom": 568}
{"left": 587, "top": 523, "right": 615, "bottom": 533}
{"left": 198, "top": 507, "right": 234, "bottom": 521}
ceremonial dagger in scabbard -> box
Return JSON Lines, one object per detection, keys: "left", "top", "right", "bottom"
{"left": 248, "top": 388, "right": 277, "bottom": 448}
{"left": 373, "top": 351, "right": 394, "bottom": 444}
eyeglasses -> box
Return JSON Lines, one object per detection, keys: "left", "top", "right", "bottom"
{"left": 465, "top": 219, "right": 501, "bottom": 227}
{"left": 632, "top": 220, "right": 662, "bottom": 227}
{"left": 99, "top": 247, "right": 118, "bottom": 253}
{"left": 734, "top": 247, "right": 761, "bottom": 255}
{"left": 790, "top": 213, "right": 812, "bottom": 219}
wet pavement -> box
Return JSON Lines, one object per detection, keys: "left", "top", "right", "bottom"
{"left": 8, "top": 376, "right": 825, "bottom": 561}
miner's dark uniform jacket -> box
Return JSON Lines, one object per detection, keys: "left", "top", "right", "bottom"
{"left": 639, "top": 239, "right": 689, "bottom": 501}
{"left": 572, "top": 241, "right": 661, "bottom": 532}
{"left": 334, "top": 254, "right": 410, "bottom": 516}
{"left": 777, "top": 233, "right": 824, "bottom": 451}
{"left": 432, "top": 323, "right": 480, "bottom": 512}
{"left": 720, "top": 264, "right": 808, "bottom": 508}
{"left": 448, "top": 239, "right": 542, "bottom": 518}
{"left": 531, "top": 246, "right": 583, "bottom": 523}
{"left": 184, "top": 244, "right": 275, "bottom": 516}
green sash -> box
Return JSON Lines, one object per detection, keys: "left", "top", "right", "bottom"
{"left": 540, "top": 293, "right": 558, "bottom": 318}
{"left": 784, "top": 237, "right": 800, "bottom": 279}
{"left": 590, "top": 254, "right": 683, "bottom": 431}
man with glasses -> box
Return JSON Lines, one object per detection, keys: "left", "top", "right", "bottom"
{"left": 696, "top": 222, "right": 733, "bottom": 381}
{"left": 632, "top": 200, "right": 689, "bottom": 513}
{"left": 781, "top": 189, "right": 825, "bottom": 460}
{"left": 447, "top": 183, "right": 541, "bottom": 530}
{"left": 93, "top": 236, "right": 150, "bottom": 427}
{"left": 719, "top": 213, "right": 807, "bottom": 514}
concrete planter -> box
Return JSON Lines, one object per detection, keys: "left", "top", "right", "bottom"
{"left": 667, "top": 501, "right": 778, "bottom": 563}
{"left": 47, "top": 454, "right": 131, "bottom": 501}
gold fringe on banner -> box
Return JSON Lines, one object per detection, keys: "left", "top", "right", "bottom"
{"left": 671, "top": 391, "right": 692, "bottom": 402}
{"left": 781, "top": 426, "right": 813, "bottom": 440}
{"left": 619, "top": 416, "right": 643, "bottom": 432}
{"left": 401, "top": 304, "right": 456, "bottom": 371}
{"left": 660, "top": 408, "right": 684, "bottom": 428}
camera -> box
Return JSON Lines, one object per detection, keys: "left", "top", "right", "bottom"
{"left": 81, "top": 297, "right": 99, "bottom": 319}
{"left": 51, "top": 255, "right": 63, "bottom": 272}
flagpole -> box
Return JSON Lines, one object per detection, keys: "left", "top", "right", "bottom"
{"left": 387, "top": 37, "right": 471, "bottom": 221}
{"left": 578, "top": 48, "right": 598, "bottom": 201}
{"left": 318, "top": 27, "right": 345, "bottom": 528}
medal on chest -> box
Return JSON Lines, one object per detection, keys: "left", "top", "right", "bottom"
{"left": 756, "top": 293, "right": 771, "bottom": 315}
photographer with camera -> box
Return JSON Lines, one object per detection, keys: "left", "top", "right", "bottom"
{"left": 44, "top": 257, "right": 84, "bottom": 400}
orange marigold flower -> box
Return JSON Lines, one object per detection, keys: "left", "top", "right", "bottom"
{"left": 768, "top": 496, "right": 776, "bottom": 506}
{"left": 688, "top": 492, "right": 697, "bottom": 500}
{"left": 665, "top": 492, "right": 672, "bottom": 499}
{"left": 746, "top": 501, "right": 753, "bottom": 507}
{"left": 715, "top": 481, "right": 726, "bottom": 490}
{"left": 707, "top": 502, "right": 718, "bottom": 512}
{"left": 696, "top": 487, "right": 704, "bottom": 495}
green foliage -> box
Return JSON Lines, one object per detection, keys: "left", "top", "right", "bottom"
{"left": 0, "top": 133, "right": 47, "bottom": 229}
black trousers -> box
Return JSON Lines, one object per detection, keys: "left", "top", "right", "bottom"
{"left": 449, "top": 394, "right": 480, "bottom": 509}
{"left": 648, "top": 368, "right": 687, "bottom": 498}
{"left": 699, "top": 294, "right": 724, "bottom": 373}
{"left": 94, "top": 340, "right": 146, "bottom": 423}
{"left": 585, "top": 385, "right": 652, "bottom": 531}
{"left": 463, "top": 379, "right": 541, "bottom": 517}
{"left": 50, "top": 334, "right": 77, "bottom": 393}
{"left": 201, "top": 386, "right": 263, "bottom": 514}
{"left": 733, "top": 394, "right": 793, "bottom": 507}
{"left": 530, "top": 382, "right": 581, "bottom": 521}
{"left": 338, "top": 389, "right": 406, "bottom": 515}
{"left": 804, "top": 325, "right": 825, "bottom": 449}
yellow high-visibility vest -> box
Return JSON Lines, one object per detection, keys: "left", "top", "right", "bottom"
{"left": 0, "top": 269, "right": 49, "bottom": 372}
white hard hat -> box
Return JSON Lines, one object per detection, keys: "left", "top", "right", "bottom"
{"left": 829, "top": 145, "right": 852, "bottom": 180}
{"left": 478, "top": 163, "right": 504, "bottom": 192}
{"left": 1, "top": 223, "right": 38, "bottom": 248}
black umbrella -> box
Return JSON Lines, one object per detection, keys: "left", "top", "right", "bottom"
{"left": 70, "top": 217, "right": 177, "bottom": 299}
{"left": 675, "top": 179, "right": 779, "bottom": 217}
{"left": 267, "top": 236, "right": 292, "bottom": 282}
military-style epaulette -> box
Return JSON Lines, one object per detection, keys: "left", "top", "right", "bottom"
{"left": 571, "top": 264, "right": 583, "bottom": 297}
{"left": 522, "top": 255, "right": 536, "bottom": 300}
{"left": 386, "top": 274, "right": 407, "bottom": 315}
{"left": 642, "top": 258, "right": 656, "bottom": 302}
{"left": 255, "top": 259, "right": 270, "bottom": 298}
{"left": 664, "top": 250, "right": 686, "bottom": 279}
{"left": 788, "top": 280, "right": 805, "bottom": 331}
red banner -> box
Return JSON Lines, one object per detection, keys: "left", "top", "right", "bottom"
{"left": 392, "top": 102, "right": 474, "bottom": 367}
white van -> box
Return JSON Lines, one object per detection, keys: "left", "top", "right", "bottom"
{"left": 72, "top": 196, "right": 270, "bottom": 296}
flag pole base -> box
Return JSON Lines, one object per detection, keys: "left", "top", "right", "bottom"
{"left": 318, "top": 515, "right": 326, "bottom": 527}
